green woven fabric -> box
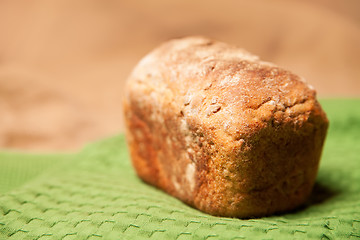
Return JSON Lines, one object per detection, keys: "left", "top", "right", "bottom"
{"left": 0, "top": 99, "right": 359, "bottom": 239}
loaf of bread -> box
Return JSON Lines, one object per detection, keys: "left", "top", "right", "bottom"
{"left": 123, "top": 36, "right": 328, "bottom": 218}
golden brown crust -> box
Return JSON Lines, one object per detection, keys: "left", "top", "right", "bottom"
{"left": 123, "top": 36, "right": 329, "bottom": 218}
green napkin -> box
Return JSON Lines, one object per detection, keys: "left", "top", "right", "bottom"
{"left": 1, "top": 99, "right": 359, "bottom": 239}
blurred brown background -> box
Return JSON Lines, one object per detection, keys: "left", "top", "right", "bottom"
{"left": 0, "top": 0, "right": 359, "bottom": 151}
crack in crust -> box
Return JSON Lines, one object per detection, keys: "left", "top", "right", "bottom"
{"left": 124, "top": 36, "right": 329, "bottom": 218}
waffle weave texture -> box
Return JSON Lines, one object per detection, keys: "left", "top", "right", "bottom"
{"left": 0, "top": 99, "right": 359, "bottom": 239}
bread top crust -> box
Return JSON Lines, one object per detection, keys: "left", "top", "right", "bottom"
{"left": 127, "top": 36, "right": 327, "bottom": 144}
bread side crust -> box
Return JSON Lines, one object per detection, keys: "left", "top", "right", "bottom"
{"left": 124, "top": 36, "right": 328, "bottom": 217}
